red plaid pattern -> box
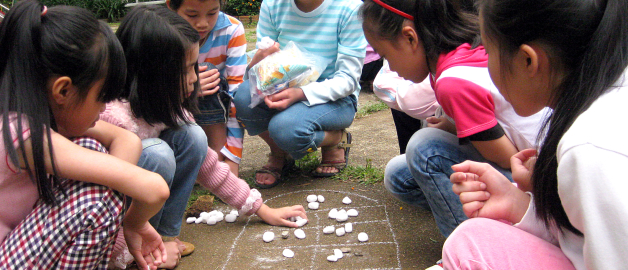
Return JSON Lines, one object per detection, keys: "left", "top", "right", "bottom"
{"left": 0, "top": 137, "right": 124, "bottom": 269}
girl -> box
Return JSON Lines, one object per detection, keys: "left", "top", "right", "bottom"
{"left": 233, "top": 0, "right": 367, "bottom": 187}
{"left": 446, "top": 0, "right": 628, "bottom": 268}
{"left": 0, "top": 1, "right": 169, "bottom": 269}
{"left": 103, "top": 5, "right": 307, "bottom": 269}
{"left": 359, "top": 0, "right": 549, "bottom": 237}
{"left": 167, "top": 0, "right": 248, "bottom": 176}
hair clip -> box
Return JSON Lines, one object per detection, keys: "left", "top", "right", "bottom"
{"left": 41, "top": 5, "right": 48, "bottom": 16}
{"left": 372, "top": 0, "right": 414, "bottom": 20}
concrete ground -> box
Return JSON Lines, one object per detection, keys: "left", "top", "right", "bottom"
{"left": 176, "top": 93, "right": 446, "bottom": 269}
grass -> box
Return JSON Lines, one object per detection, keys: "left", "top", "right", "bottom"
{"left": 332, "top": 159, "right": 384, "bottom": 185}
{"left": 356, "top": 100, "right": 388, "bottom": 118}
{"left": 186, "top": 188, "right": 214, "bottom": 209}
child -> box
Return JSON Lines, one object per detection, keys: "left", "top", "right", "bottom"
{"left": 0, "top": 1, "right": 169, "bottom": 269}
{"left": 360, "top": 0, "right": 549, "bottom": 237}
{"left": 445, "top": 0, "right": 628, "bottom": 268}
{"left": 233, "top": 0, "right": 367, "bottom": 187}
{"left": 103, "top": 5, "right": 307, "bottom": 269}
{"left": 166, "top": 0, "right": 247, "bottom": 176}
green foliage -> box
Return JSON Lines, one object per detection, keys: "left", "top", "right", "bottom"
{"left": 39, "top": 0, "right": 128, "bottom": 21}
{"left": 332, "top": 159, "right": 384, "bottom": 185}
{"left": 223, "top": 0, "right": 260, "bottom": 16}
{"left": 356, "top": 100, "right": 389, "bottom": 118}
{"left": 295, "top": 152, "right": 321, "bottom": 172}
{"left": 0, "top": 0, "right": 11, "bottom": 8}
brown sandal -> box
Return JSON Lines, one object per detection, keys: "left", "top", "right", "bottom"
{"left": 312, "top": 130, "right": 352, "bottom": 178}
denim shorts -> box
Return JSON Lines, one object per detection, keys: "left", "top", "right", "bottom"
{"left": 194, "top": 62, "right": 232, "bottom": 125}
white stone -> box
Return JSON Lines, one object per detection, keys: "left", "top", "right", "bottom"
{"left": 294, "top": 229, "right": 306, "bottom": 239}
{"left": 225, "top": 214, "right": 237, "bottom": 223}
{"left": 283, "top": 249, "right": 295, "bottom": 258}
{"left": 263, "top": 231, "right": 275, "bottom": 243}
{"left": 335, "top": 227, "right": 345, "bottom": 236}
{"left": 208, "top": 210, "right": 219, "bottom": 217}
{"left": 194, "top": 217, "right": 204, "bottom": 224}
{"left": 347, "top": 209, "right": 358, "bottom": 217}
{"left": 295, "top": 216, "right": 303, "bottom": 221}
{"left": 358, "top": 232, "right": 369, "bottom": 242}
{"left": 323, "top": 226, "right": 335, "bottom": 234}
{"left": 328, "top": 208, "right": 338, "bottom": 219}
{"left": 308, "top": 202, "right": 319, "bottom": 210}
{"left": 199, "top": 212, "right": 210, "bottom": 219}
{"left": 215, "top": 214, "right": 224, "bottom": 222}
{"left": 335, "top": 211, "right": 348, "bottom": 222}
{"left": 317, "top": 195, "right": 325, "bottom": 203}
{"left": 306, "top": 194, "right": 318, "bottom": 203}
{"left": 327, "top": 255, "right": 338, "bottom": 262}
{"left": 345, "top": 223, "right": 353, "bottom": 233}
{"left": 295, "top": 218, "right": 308, "bottom": 227}
{"left": 186, "top": 217, "right": 196, "bottom": 224}
{"left": 334, "top": 249, "right": 344, "bottom": 259}
{"left": 206, "top": 216, "right": 217, "bottom": 225}
{"left": 342, "top": 196, "right": 352, "bottom": 204}
{"left": 230, "top": 210, "right": 239, "bottom": 217}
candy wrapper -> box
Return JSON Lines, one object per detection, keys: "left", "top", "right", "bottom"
{"left": 248, "top": 41, "right": 330, "bottom": 108}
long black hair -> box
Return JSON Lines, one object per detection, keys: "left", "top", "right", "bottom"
{"left": 360, "top": 0, "right": 480, "bottom": 71}
{"left": 481, "top": 0, "right": 628, "bottom": 235}
{"left": 0, "top": 0, "right": 126, "bottom": 205}
{"left": 116, "top": 5, "right": 200, "bottom": 128}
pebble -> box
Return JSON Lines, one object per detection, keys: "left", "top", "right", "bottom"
{"left": 200, "top": 212, "right": 210, "bottom": 219}
{"left": 295, "top": 218, "right": 308, "bottom": 227}
{"left": 336, "top": 211, "right": 348, "bottom": 222}
{"left": 327, "top": 255, "right": 338, "bottom": 262}
{"left": 335, "top": 227, "right": 345, "bottom": 236}
{"left": 263, "top": 231, "right": 275, "bottom": 243}
{"left": 308, "top": 202, "right": 319, "bottom": 210}
{"left": 345, "top": 223, "right": 353, "bottom": 233}
{"left": 340, "top": 247, "right": 352, "bottom": 253}
{"left": 225, "top": 214, "right": 237, "bottom": 223}
{"left": 283, "top": 249, "right": 295, "bottom": 258}
{"left": 323, "top": 226, "right": 335, "bottom": 234}
{"left": 294, "top": 229, "right": 306, "bottom": 239}
{"left": 358, "top": 232, "right": 369, "bottom": 242}
{"left": 347, "top": 209, "right": 358, "bottom": 217}
{"left": 206, "top": 216, "right": 217, "bottom": 225}
{"left": 306, "top": 194, "right": 318, "bottom": 203}
{"left": 186, "top": 217, "right": 196, "bottom": 224}
{"left": 194, "top": 217, "right": 204, "bottom": 224}
{"left": 334, "top": 249, "right": 344, "bottom": 259}
{"left": 328, "top": 208, "right": 338, "bottom": 219}
{"left": 215, "top": 215, "right": 224, "bottom": 222}
{"left": 230, "top": 210, "right": 239, "bottom": 217}
{"left": 281, "top": 231, "right": 290, "bottom": 239}
{"left": 342, "top": 196, "right": 352, "bottom": 204}
{"left": 317, "top": 195, "right": 325, "bottom": 203}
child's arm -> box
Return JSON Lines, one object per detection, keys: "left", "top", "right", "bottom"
{"left": 471, "top": 136, "right": 519, "bottom": 169}
{"left": 83, "top": 120, "right": 142, "bottom": 164}
{"left": 197, "top": 147, "right": 306, "bottom": 225}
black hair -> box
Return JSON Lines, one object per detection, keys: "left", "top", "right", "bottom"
{"left": 0, "top": 0, "right": 126, "bottom": 205}
{"left": 168, "top": 0, "right": 224, "bottom": 11}
{"left": 360, "top": 0, "right": 480, "bottom": 70}
{"left": 116, "top": 5, "right": 201, "bottom": 128}
{"left": 481, "top": 0, "right": 628, "bottom": 235}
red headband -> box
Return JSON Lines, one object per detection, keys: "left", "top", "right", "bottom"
{"left": 372, "top": 0, "right": 414, "bottom": 20}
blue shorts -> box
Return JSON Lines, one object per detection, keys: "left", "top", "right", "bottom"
{"left": 194, "top": 92, "right": 231, "bottom": 125}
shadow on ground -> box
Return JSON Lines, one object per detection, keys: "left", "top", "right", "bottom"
{"left": 178, "top": 92, "right": 445, "bottom": 269}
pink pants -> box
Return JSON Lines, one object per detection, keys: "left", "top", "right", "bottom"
{"left": 442, "top": 218, "right": 575, "bottom": 270}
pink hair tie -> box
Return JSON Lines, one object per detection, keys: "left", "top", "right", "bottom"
{"left": 372, "top": 0, "right": 414, "bottom": 20}
{"left": 41, "top": 5, "right": 48, "bottom": 16}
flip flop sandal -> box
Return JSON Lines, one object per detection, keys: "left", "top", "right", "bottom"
{"left": 254, "top": 155, "right": 295, "bottom": 189}
{"left": 312, "top": 130, "right": 352, "bottom": 178}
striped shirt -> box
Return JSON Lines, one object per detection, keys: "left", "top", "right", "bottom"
{"left": 257, "top": 0, "right": 367, "bottom": 106}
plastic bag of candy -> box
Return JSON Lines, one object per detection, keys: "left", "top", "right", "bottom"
{"left": 248, "top": 40, "right": 330, "bottom": 108}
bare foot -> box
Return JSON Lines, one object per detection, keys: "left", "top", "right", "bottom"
{"left": 158, "top": 241, "right": 183, "bottom": 269}
{"left": 315, "top": 146, "right": 345, "bottom": 175}
{"left": 256, "top": 153, "right": 287, "bottom": 186}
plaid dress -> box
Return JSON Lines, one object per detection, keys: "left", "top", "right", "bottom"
{"left": 0, "top": 137, "right": 124, "bottom": 269}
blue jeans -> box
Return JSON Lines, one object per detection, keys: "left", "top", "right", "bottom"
{"left": 384, "top": 127, "right": 512, "bottom": 237}
{"left": 233, "top": 80, "right": 357, "bottom": 160}
{"left": 137, "top": 124, "right": 207, "bottom": 237}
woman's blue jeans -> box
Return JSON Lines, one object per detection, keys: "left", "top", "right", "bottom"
{"left": 137, "top": 124, "right": 207, "bottom": 237}
{"left": 233, "top": 80, "right": 357, "bottom": 160}
{"left": 384, "top": 127, "right": 512, "bottom": 237}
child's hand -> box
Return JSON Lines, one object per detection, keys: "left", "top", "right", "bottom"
{"left": 264, "top": 87, "right": 306, "bottom": 110}
{"left": 256, "top": 203, "right": 307, "bottom": 227}
{"left": 123, "top": 222, "right": 167, "bottom": 270}
{"left": 450, "top": 160, "right": 530, "bottom": 224}
{"left": 510, "top": 149, "right": 537, "bottom": 192}
{"left": 198, "top": 65, "right": 221, "bottom": 97}
{"left": 426, "top": 116, "right": 456, "bottom": 135}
